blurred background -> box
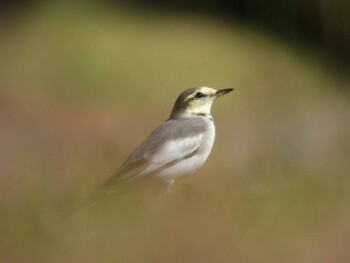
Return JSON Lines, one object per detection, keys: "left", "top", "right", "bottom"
{"left": 0, "top": 0, "right": 349, "bottom": 262}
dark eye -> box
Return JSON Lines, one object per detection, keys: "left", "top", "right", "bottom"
{"left": 195, "top": 92, "right": 205, "bottom": 99}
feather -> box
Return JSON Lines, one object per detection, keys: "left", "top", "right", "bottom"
{"left": 102, "top": 117, "right": 209, "bottom": 191}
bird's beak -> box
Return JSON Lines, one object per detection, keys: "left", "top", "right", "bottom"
{"left": 215, "top": 88, "right": 234, "bottom": 97}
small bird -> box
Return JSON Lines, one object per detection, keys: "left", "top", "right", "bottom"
{"left": 102, "top": 86, "right": 233, "bottom": 194}
{"left": 65, "top": 87, "right": 234, "bottom": 217}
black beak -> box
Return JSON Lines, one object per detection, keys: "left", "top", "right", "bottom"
{"left": 215, "top": 88, "right": 234, "bottom": 97}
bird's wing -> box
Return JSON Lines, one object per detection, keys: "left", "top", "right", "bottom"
{"left": 103, "top": 118, "right": 207, "bottom": 190}
{"left": 141, "top": 133, "right": 203, "bottom": 174}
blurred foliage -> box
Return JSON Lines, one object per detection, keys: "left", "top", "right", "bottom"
{"left": 120, "top": 0, "right": 350, "bottom": 61}
{"left": 1, "top": 0, "right": 349, "bottom": 67}
{"left": 0, "top": 1, "right": 350, "bottom": 263}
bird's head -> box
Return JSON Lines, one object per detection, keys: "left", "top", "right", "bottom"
{"left": 170, "top": 86, "right": 233, "bottom": 119}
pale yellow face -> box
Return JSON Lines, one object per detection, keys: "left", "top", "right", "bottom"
{"left": 183, "top": 87, "right": 218, "bottom": 115}
{"left": 170, "top": 86, "right": 233, "bottom": 119}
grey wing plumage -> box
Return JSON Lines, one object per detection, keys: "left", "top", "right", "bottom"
{"left": 66, "top": 117, "right": 209, "bottom": 217}
{"left": 103, "top": 117, "right": 208, "bottom": 191}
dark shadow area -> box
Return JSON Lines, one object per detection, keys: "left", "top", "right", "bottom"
{"left": 0, "top": 0, "right": 349, "bottom": 86}
{"left": 0, "top": 0, "right": 349, "bottom": 69}
{"left": 114, "top": 0, "right": 349, "bottom": 69}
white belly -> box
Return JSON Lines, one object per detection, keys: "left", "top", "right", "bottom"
{"left": 157, "top": 120, "right": 215, "bottom": 183}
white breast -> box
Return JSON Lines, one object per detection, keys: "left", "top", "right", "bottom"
{"left": 157, "top": 118, "right": 215, "bottom": 183}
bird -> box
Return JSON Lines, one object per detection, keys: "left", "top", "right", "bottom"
{"left": 102, "top": 86, "right": 233, "bottom": 194}
{"left": 64, "top": 87, "right": 234, "bottom": 218}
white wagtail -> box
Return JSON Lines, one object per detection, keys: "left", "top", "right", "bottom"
{"left": 102, "top": 86, "right": 233, "bottom": 193}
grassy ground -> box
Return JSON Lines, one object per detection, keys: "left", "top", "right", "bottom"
{"left": 0, "top": 2, "right": 349, "bottom": 262}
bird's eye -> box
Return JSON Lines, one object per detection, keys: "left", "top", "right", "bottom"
{"left": 195, "top": 92, "right": 205, "bottom": 99}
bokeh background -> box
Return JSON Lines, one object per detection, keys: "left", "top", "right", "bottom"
{"left": 0, "top": 0, "right": 349, "bottom": 262}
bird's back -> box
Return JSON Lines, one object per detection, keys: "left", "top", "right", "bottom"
{"left": 103, "top": 116, "right": 215, "bottom": 190}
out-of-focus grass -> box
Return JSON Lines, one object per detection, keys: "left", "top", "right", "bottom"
{"left": 0, "top": 2, "right": 350, "bottom": 263}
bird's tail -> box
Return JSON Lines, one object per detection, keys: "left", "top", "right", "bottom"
{"left": 61, "top": 190, "right": 101, "bottom": 222}
{"left": 62, "top": 175, "right": 133, "bottom": 221}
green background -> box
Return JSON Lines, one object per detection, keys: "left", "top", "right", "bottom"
{"left": 0, "top": 1, "right": 349, "bottom": 262}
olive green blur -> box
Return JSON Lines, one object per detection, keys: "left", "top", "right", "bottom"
{"left": 0, "top": 1, "right": 349, "bottom": 263}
